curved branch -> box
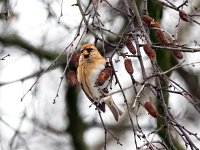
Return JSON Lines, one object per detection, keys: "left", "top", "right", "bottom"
{"left": 0, "top": 35, "right": 60, "bottom": 60}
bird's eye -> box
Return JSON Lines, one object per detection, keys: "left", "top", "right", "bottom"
{"left": 80, "top": 47, "right": 94, "bottom": 54}
{"left": 86, "top": 48, "right": 93, "bottom": 52}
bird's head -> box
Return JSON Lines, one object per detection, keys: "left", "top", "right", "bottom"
{"left": 80, "top": 44, "right": 102, "bottom": 60}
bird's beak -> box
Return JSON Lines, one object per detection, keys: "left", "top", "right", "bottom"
{"left": 82, "top": 50, "right": 90, "bottom": 58}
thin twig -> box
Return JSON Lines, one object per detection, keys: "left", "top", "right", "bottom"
{"left": 98, "top": 109, "right": 123, "bottom": 147}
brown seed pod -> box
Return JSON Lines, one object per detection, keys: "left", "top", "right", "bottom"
{"left": 125, "top": 37, "right": 136, "bottom": 55}
{"left": 143, "top": 44, "right": 156, "bottom": 60}
{"left": 156, "top": 30, "right": 170, "bottom": 45}
{"left": 141, "top": 15, "right": 154, "bottom": 25}
{"left": 70, "top": 52, "right": 80, "bottom": 68}
{"left": 171, "top": 45, "right": 183, "bottom": 59}
{"left": 144, "top": 101, "right": 158, "bottom": 118}
{"left": 96, "top": 66, "right": 113, "bottom": 86}
{"left": 124, "top": 58, "right": 134, "bottom": 75}
{"left": 66, "top": 70, "right": 78, "bottom": 86}
{"left": 179, "top": 11, "right": 189, "bottom": 22}
{"left": 173, "top": 50, "right": 183, "bottom": 59}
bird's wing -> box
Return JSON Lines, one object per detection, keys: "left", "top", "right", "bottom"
{"left": 80, "top": 84, "right": 106, "bottom": 112}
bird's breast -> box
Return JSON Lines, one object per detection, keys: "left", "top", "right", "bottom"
{"left": 87, "top": 63, "right": 105, "bottom": 99}
{"left": 78, "top": 58, "right": 107, "bottom": 100}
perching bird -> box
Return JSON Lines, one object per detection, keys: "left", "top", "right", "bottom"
{"left": 77, "top": 44, "right": 123, "bottom": 121}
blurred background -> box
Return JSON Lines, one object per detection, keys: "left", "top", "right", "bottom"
{"left": 0, "top": 0, "right": 200, "bottom": 149}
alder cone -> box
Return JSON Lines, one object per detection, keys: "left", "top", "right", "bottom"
{"left": 156, "top": 30, "right": 170, "bottom": 45}
{"left": 144, "top": 101, "right": 158, "bottom": 118}
{"left": 125, "top": 38, "right": 136, "bottom": 54}
{"left": 70, "top": 52, "right": 80, "bottom": 68}
{"left": 173, "top": 50, "right": 183, "bottom": 59}
{"left": 143, "top": 44, "right": 156, "bottom": 60}
{"left": 141, "top": 15, "right": 154, "bottom": 25}
{"left": 124, "top": 58, "right": 134, "bottom": 75}
{"left": 96, "top": 66, "right": 113, "bottom": 86}
{"left": 179, "top": 11, "right": 189, "bottom": 22}
{"left": 66, "top": 70, "right": 78, "bottom": 86}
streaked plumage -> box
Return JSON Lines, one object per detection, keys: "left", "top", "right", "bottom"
{"left": 77, "top": 44, "right": 123, "bottom": 121}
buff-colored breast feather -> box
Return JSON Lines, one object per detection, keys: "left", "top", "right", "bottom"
{"left": 78, "top": 53, "right": 106, "bottom": 99}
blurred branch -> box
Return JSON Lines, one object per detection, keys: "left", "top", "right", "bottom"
{"left": 0, "top": 34, "right": 68, "bottom": 89}
{"left": 0, "top": 35, "right": 60, "bottom": 60}
{"left": 0, "top": 61, "right": 64, "bottom": 87}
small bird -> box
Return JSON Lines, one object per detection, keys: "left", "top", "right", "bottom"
{"left": 77, "top": 44, "right": 123, "bottom": 121}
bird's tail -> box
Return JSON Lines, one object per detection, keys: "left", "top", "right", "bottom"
{"left": 103, "top": 96, "right": 123, "bottom": 121}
